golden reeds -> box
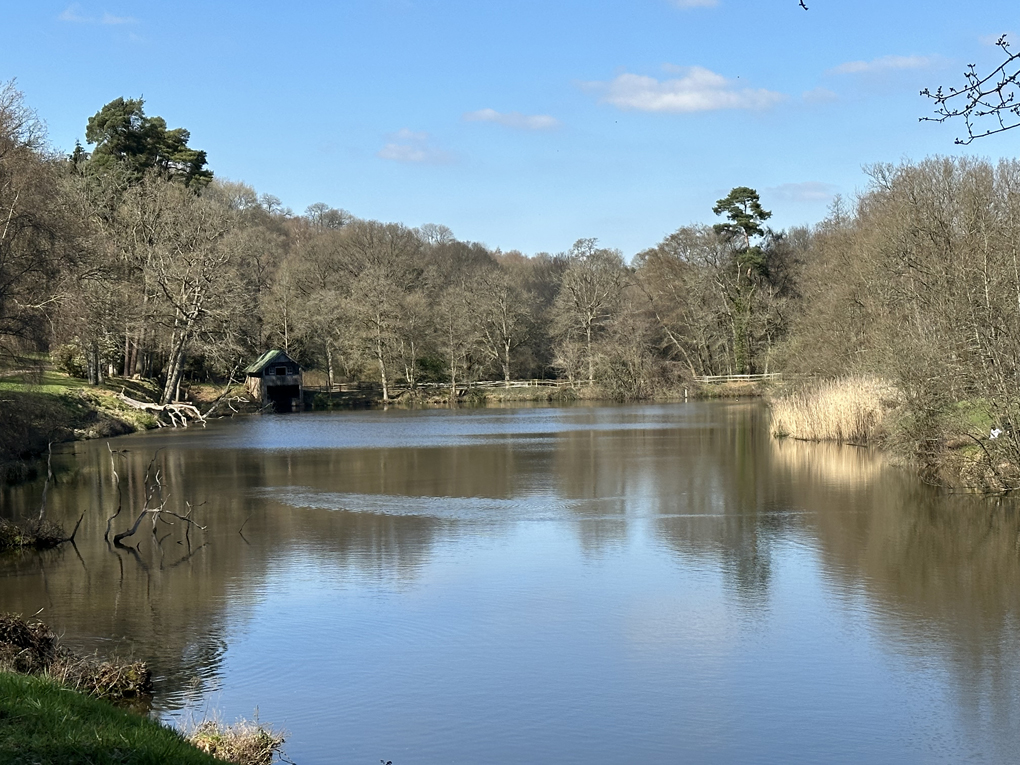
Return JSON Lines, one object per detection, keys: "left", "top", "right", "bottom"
{"left": 770, "top": 376, "right": 899, "bottom": 444}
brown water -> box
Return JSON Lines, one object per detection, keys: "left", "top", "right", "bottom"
{"left": 2, "top": 401, "right": 1019, "bottom": 764}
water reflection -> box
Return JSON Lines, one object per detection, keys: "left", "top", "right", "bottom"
{"left": 0, "top": 403, "right": 1018, "bottom": 761}
{"left": 773, "top": 436, "right": 1020, "bottom": 757}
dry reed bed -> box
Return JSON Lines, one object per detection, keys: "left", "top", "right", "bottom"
{"left": 770, "top": 376, "right": 900, "bottom": 444}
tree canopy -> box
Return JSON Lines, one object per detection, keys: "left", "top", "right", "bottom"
{"left": 712, "top": 187, "right": 771, "bottom": 249}
{"left": 85, "top": 97, "right": 212, "bottom": 188}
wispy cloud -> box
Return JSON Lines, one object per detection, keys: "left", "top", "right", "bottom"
{"left": 377, "top": 129, "right": 453, "bottom": 164}
{"left": 802, "top": 87, "right": 838, "bottom": 103}
{"left": 58, "top": 4, "right": 138, "bottom": 24}
{"left": 101, "top": 11, "right": 136, "bottom": 24}
{"left": 766, "top": 181, "right": 838, "bottom": 203}
{"left": 669, "top": 0, "right": 718, "bottom": 7}
{"left": 463, "top": 109, "right": 560, "bottom": 131}
{"left": 58, "top": 4, "right": 90, "bottom": 22}
{"left": 582, "top": 66, "right": 785, "bottom": 113}
{"left": 829, "top": 55, "right": 935, "bottom": 75}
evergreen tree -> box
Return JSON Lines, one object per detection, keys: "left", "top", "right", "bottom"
{"left": 85, "top": 97, "right": 212, "bottom": 188}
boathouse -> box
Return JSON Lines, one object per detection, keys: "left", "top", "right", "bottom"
{"left": 244, "top": 350, "right": 303, "bottom": 412}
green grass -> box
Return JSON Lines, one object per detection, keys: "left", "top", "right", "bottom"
{"left": 0, "top": 369, "right": 161, "bottom": 402}
{"left": 0, "top": 369, "right": 90, "bottom": 393}
{"left": 0, "top": 367, "right": 163, "bottom": 479}
{"left": 952, "top": 399, "right": 994, "bottom": 431}
{"left": 0, "top": 672, "right": 221, "bottom": 765}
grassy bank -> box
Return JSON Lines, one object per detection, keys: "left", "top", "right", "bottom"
{"left": 0, "top": 672, "right": 222, "bottom": 765}
{"left": 766, "top": 376, "right": 1020, "bottom": 491}
{"left": 306, "top": 377, "right": 772, "bottom": 411}
{"left": 0, "top": 369, "right": 162, "bottom": 482}
{"left": 0, "top": 614, "right": 285, "bottom": 765}
{"left": 0, "top": 674, "right": 285, "bottom": 765}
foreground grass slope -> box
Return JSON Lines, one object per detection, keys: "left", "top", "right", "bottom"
{"left": 0, "top": 672, "right": 221, "bottom": 765}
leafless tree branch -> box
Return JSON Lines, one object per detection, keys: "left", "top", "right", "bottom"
{"left": 921, "top": 35, "right": 1020, "bottom": 144}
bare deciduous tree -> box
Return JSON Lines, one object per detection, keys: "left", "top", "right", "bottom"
{"left": 922, "top": 35, "right": 1020, "bottom": 144}
{"left": 553, "top": 239, "right": 627, "bottom": 387}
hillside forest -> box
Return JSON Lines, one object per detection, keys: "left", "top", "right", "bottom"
{"left": 5, "top": 82, "right": 1020, "bottom": 486}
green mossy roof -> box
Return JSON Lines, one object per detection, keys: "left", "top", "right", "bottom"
{"left": 243, "top": 350, "right": 300, "bottom": 375}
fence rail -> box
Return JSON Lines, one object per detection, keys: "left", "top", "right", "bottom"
{"left": 306, "top": 375, "right": 781, "bottom": 394}
{"left": 693, "top": 373, "right": 782, "bottom": 383}
{"left": 304, "top": 379, "right": 574, "bottom": 394}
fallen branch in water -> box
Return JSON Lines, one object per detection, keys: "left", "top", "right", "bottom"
{"left": 201, "top": 366, "right": 244, "bottom": 419}
{"left": 111, "top": 451, "right": 206, "bottom": 548}
{"left": 104, "top": 442, "right": 124, "bottom": 543}
{"left": 115, "top": 390, "right": 206, "bottom": 428}
{"left": 36, "top": 443, "right": 52, "bottom": 523}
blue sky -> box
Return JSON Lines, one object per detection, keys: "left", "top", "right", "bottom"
{"left": 4, "top": 1, "right": 1020, "bottom": 257}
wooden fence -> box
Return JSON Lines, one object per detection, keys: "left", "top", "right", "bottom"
{"left": 692, "top": 373, "right": 782, "bottom": 384}
{"left": 305, "top": 374, "right": 781, "bottom": 395}
{"left": 304, "top": 379, "right": 574, "bottom": 394}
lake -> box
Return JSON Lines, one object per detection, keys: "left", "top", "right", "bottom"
{"left": 2, "top": 401, "right": 1019, "bottom": 764}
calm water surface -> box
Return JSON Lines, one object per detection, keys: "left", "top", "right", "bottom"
{"left": 2, "top": 402, "right": 1020, "bottom": 764}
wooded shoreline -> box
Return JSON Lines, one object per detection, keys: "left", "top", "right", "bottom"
{"left": 6, "top": 83, "right": 1020, "bottom": 491}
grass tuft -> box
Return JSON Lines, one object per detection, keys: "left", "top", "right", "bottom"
{"left": 188, "top": 717, "right": 286, "bottom": 765}
{"left": 0, "top": 518, "right": 69, "bottom": 550}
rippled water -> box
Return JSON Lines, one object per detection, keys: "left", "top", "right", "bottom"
{"left": 2, "top": 402, "right": 1019, "bottom": 763}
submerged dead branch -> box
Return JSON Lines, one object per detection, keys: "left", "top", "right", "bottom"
{"left": 110, "top": 449, "right": 207, "bottom": 549}
{"left": 2, "top": 443, "right": 82, "bottom": 551}
{"left": 35, "top": 442, "right": 52, "bottom": 522}
{"left": 104, "top": 442, "right": 124, "bottom": 542}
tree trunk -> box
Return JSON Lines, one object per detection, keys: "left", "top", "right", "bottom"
{"left": 586, "top": 323, "right": 594, "bottom": 386}
{"left": 375, "top": 321, "right": 389, "bottom": 402}
{"left": 504, "top": 339, "right": 512, "bottom": 388}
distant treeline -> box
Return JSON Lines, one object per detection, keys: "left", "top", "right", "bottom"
{"left": 7, "top": 83, "right": 1020, "bottom": 483}
{"left": 0, "top": 84, "right": 806, "bottom": 404}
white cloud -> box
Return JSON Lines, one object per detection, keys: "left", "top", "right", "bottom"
{"left": 58, "top": 5, "right": 137, "bottom": 24}
{"left": 377, "top": 129, "right": 453, "bottom": 164}
{"left": 669, "top": 0, "right": 718, "bottom": 7}
{"left": 583, "top": 66, "right": 785, "bottom": 113}
{"left": 802, "top": 87, "right": 838, "bottom": 103}
{"left": 766, "top": 181, "right": 838, "bottom": 203}
{"left": 58, "top": 4, "right": 90, "bottom": 22}
{"left": 829, "top": 55, "right": 935, "bottom": 75}
{"left": 101, "top": 12, "right": 137, "bottom": 24}
{"left": 463, "top": 108, "right": 559, "bottom": 130}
